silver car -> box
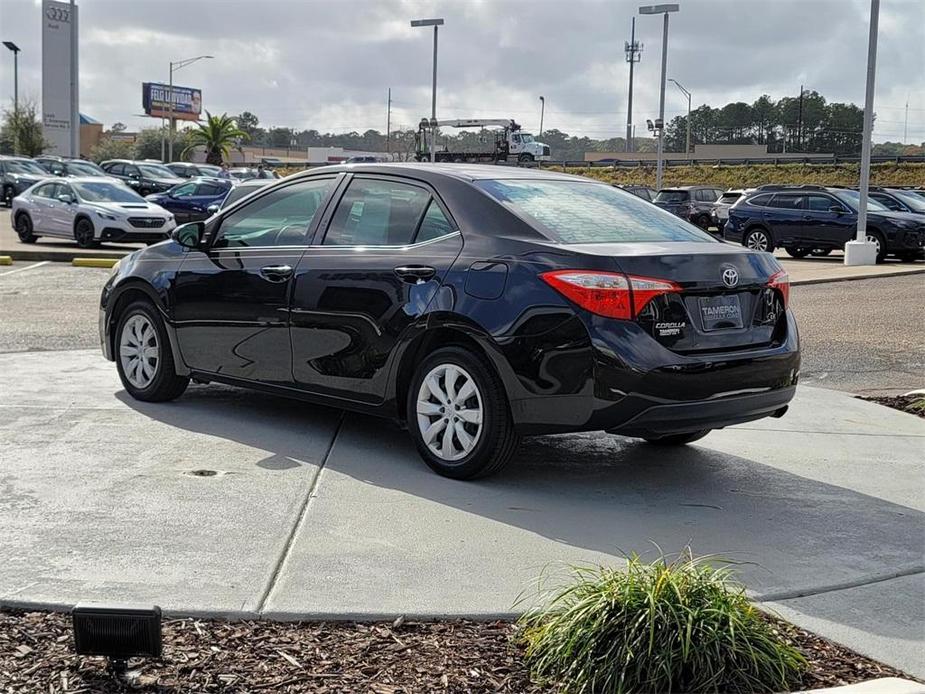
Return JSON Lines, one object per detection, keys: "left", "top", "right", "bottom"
{"left": 12, "top": 176, "right": 177, "bottom": 248}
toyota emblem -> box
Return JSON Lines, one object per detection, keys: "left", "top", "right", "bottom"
{"left": 721, "top": 266, "right": 739, "bottom": 288}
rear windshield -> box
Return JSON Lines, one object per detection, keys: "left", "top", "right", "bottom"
{"left": 476, "top": 179, "right": 716, "bottom": 244}
{"left": 654, "top": 189, "right": 690, "bottom": 203}
{"left": 719, "top": 192, "right": 742, "bottom": 203}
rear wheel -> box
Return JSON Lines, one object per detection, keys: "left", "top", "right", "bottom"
{"left": 744, "top": 227, "right": 773, "bottom": 252}
{"left": 115, "top": 300, "right": 189, "bottom": 402}
{"left": 866, "top": 230, "right": 886, "bottom": 263}
{"left": 785, "top": 246, "right": 810, "bottom": 258}
{"left": 15, "top": 212, "right": 38, "bottom": 243}
{"left": 642, "top": 430, "right": 710, "bottom": 446}
{"left": 407, "top": 346, "right": 520, "bottom": 479}
{"left": 694, "top": 214, "right": 711, "bottom": 229}
{"left": 74, "top": 218, "right": 99, "bottom": 249}
{"left": 810, "top": 248, "right": 832, "bottom": 256}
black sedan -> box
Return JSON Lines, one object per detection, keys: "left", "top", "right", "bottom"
{"left": 99, "top": 164, "right": 799, "bottom": 479}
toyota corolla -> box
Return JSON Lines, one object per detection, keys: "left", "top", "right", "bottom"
{"left": 99, "top": 164, "right": 799, "bottom": 479}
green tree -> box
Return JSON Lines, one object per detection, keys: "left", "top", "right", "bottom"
{"left": 183, "top": 111, "right": 248, "bottom": 165}
{"left": 1, "top": 98, "right": 50, "bottom": 156}
{"left": 89, "top": 138, "right": 134, "bottom": 163}
{"left": 132, "top": 126, "right": 190, "bottom": 161}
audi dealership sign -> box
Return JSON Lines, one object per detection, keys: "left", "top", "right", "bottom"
{"left": 42, "top": 0, "right": 79, "bottom": 156}
{"left": 142, "top": 83, "right": 203, "bottom": 121}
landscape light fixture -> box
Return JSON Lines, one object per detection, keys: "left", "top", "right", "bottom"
{"left": 410, "top": 18, "right": 444, "bottom": 162}
{"left": 669, "top": 78, "right": 692, "bottom": 155}
{"left": 72, "top": 604, "right": 162, "bottom": 675}
{"left": 639, "top": 3, "right": 680, "bottom": 190}
{"left": 3, "top": 41, "right": 20, "bottom": 115}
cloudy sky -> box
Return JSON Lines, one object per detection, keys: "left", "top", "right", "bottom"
{"left": 1, "top": 0, "right": 923, "bottom": 142}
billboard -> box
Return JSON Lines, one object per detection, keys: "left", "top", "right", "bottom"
{"left": 142, "top": 83, "right": 202, "bottom": 121}
{"left": 42, "top": 0, "right": 79, "bottom": 155}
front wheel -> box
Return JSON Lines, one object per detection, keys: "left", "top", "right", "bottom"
{"left": 642, "top": 430, "right": 710, "bottom": 446}
{"left": 15, "top": 213, "right": 38, "bottom": 243}
{"left": 115, "top": 300, "right": 189, "bottom": 402}
{"left": 518, "top": 153, "right": 534, "bottom": 163}
{"left": 407, "top": 346, "right": 520, "bottom": 479}
{"left": 744, "top": 228, "right": 773, "bottom": 252}
{"left": 74, "top": 218, "right": 99, "bottom": 249}
{"left": 866, "top": 230, "right": 886, "bottom": 263}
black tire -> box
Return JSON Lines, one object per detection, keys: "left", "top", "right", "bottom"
{"left": 744, "top": 227, "right": 774, "bottom": 252}
{"left": 642, "top": 430, "right": 710, "bottom": 446}
{"left": 898, "top": 251, "right": 922, "bottom": 263}
{"left": 695, "top": 214, "right": 711, "bottom": 229}
{"left": 785, "top": 246, "right": 810, "bottom": 259}
{"left": 14, "top": 212, "right": 38, "bottom": 243}
{"left": 518, "top": 153, "right": 534, "bottom": 163}
{"left": 74, "top": 217, "right": 99, "bottom": 249}
{"left": 810, "top": 248, "right": 832, "bottom": 256}
{"left": 866, "top": 230, "right": 887, "bottom": 263}
{"left": 2, "top": 185, "right": 14, "bottom": 208}
{"left": 115, "top": 300, "right": 189, "bottom": 402}
{"left": 406, "top": 346, "right": 520, "bottom": 480}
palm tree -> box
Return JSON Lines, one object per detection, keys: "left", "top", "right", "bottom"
{"left": 183, "top": 111, "right": 248, "bottom": 165}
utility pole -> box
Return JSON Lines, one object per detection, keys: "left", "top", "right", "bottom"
{"left": 669, "top": 78, "right": 691, "bottom": 155}
{"left": 904, "top": 95, "right": 909, "bottom": 145}
{"left": 624, "top": 17, "right": 642, "bottom": 153}
{"left": 797, "top": 84, "right": 804, "bottom": 151}
{"left": 2, "top": 42, "right": 20, "bottom": 115}
{"left": 639, "top": 4, "right": 679, "bottom": 190}
{"left": 386, "top": 88, "right": 392, "bottom": 157}
{"left": 538, "top": 95, "right": 545, "bottom": 137}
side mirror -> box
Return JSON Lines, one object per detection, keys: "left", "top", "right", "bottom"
{"left": 829, "top": 205, "right": 845, "bottom": 215}
{"left": 57, "top": 194, "right": 75, "bottom": 204}
{"left": 207, "top": 203, "right": 220, "bottom": 215}
{"left": 129, "top": 172, "right": 140, "bottom": 179}
{"left": 172, "top": 221, "right": 205, "bottom": 249}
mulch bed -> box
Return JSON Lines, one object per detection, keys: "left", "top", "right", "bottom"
{"left": 860, "top": 394, "right": 925, "bottom": 418}
{"left": 0, "top": 609, "right": 916, "bottom": 692}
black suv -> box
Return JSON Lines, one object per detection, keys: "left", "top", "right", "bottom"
{"left": 165, "top": 162, "right": 223, "bottom": 179}
{"left": 866, "top": 187, "right": 925, "bottom": 215}
{"left": 100, "top": 160, "right": 184, "bottom": 196}
{"left": 34, "top": 156, "right": 110, "bottom": 178}
{"left": 724, "top": 185, "right": 925, "bottom": 263}
{"left": 653, "top": 186, "right": 725, "bottom": 229}
{"left": 0, "top": 156, "right": 51, "bottom": 207}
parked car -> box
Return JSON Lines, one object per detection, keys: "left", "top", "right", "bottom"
{"left": 34, "top": 156, "right": 111, "bottom": 179}
{"left": 12, "top": 177, "right": 176, "bottom": 248}
{"left": 207, "top": 178, "right": 273, "bottom": 214}
{"left": 711, "top": 189, "right": 753, "bottom": 234}
{"left": 100, "top": 159, "right": 185, "bottom": 196}
{"left": 228, "top": 167, "right": 281, "bottom": 181}
{"left": 613, "top": 184, "right": 657, "bottom": 202}
{"left": 145, "top": 177, "right": 235, "bottom": 223}
{"left": 866, "top": 187, "right": 925, "bottom": 215}
{"left": 653, "top": 186, "right": 725, "bottom": 228}
{"left": 100, "top": 163, "right": 799, "bottom": 479}
{"left": 724, "top": 184, "right": 925, "bottom": 262}
{"left": 165, "top": 162, "right": 223, "bottom": 179}
{"left": 344, "top": 155, "right": 379, "bottom": 164}
{"left": 1, "top": 156, "right": 52, "bottom": 207}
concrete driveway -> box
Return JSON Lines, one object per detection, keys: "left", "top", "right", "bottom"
{"left": 1, "top": 350, "right": 923, "bottom": 676}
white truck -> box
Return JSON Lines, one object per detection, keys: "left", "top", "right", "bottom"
{"left": 414, "top": 118, "right": 551, "bottom": 163}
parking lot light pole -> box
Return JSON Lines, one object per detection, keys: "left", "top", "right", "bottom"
{"left": 2, "top": 42, "right": 20, "bottom": 116}
{"left": 639, "top": 4, "right": 679, "bottom": 190}
{"left": 167, "top": 55, "right": 213, "bottom": 162}
{"left": 410, "top": 18, "right": 444, "bottom": 163}
{"left": 538, "top": 96, "right": 545, "bottom": 138}
{"left": 669, "top": 78, "right": 691, "bottom": 155}
{"left": 845, "top": 0, "right": 880, "bottom": 266}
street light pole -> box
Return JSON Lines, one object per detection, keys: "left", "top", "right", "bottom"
{"left": 624, "top": 18, "right": 642, "bottom": 153}
{"left": 411, "top": 18, "right": 444, "bottom": 163}
{"left": 2, "top": 42, "right": 19, "bottom": 116}
{"left": 166, "top": 54, "right": 213, "bottom": 162}
{"left": 845, "top": 0, "right": 880, "bottom": 266}
{"left": 538, "top": 96, "right": 545, "bottom": 138}
{"left": 669, "top": 78, "right": 691, "bottom": 155}
{"left": 639, "top": 4, "right": 679, "bottom": 190}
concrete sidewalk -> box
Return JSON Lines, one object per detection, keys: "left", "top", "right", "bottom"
{"left": 2, "top": 350, "right": 923, "bottom": 677}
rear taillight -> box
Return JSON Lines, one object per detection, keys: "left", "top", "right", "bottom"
{"left": 540, "top": 270, "right": 681, "bottom": 320}
{"left": 769, "top": 269, "right": 790, "bottom": 308}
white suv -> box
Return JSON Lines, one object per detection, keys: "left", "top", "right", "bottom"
{"left": 12, "top": 177, "right": 177, "bottom": 248}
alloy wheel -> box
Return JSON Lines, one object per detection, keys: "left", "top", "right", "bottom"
{"left": 119, "top": 314, "right": 159, "bottom": 389}
{"left": 75, "top": 221, "right": 95, "bottom": 248}
{"left": 866, "top": 233, "right": 881, "bottom": 256}
{"left": 746, "top": 231, "right": 769, "bottom": 251}
{"left": 415, "top": 364, "right": 484, "bottom": 461}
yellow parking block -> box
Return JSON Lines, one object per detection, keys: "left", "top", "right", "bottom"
{"left": 72, "top": 257, "right": 120, "bottom": 269}
{"left": 0, "top": 256, "right": 12, "bottom": 265}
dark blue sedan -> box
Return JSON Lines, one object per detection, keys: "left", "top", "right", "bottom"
{"left": 145, "top": 178, "right": 234, "bottom": 223}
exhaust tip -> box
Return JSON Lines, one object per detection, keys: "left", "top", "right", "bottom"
{"left": 771, "top": 405, "right": 789, "bottom": 419}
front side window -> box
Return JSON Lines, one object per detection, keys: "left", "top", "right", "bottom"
{"left": 214, "top": 178, "right": 335, "bottom": 249}
{"left": 806, "top": 195, "right": 838, "bottom": 212}
{"left": 33, "top": 183, "right": 58, "bottom": 199}
{"left": 324, "top": 178, "right": 431, "bottom": 246}
{"left": 138, "top": 164, "right": 175, "bottom": 179}
{"left": 73, "top": 181, "right": 145, "bottom": 203}
{"left": 477, "top": 180, "right": 715, "bottom": 244}
{"left": 8, "top": 160, "right": 49, "bottom": 175}
{"left": 66, "top": 161, "right": 105, "bottom": 176}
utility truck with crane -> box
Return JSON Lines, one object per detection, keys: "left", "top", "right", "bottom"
{"left": 414, "top": 118, "right": 551, "bottom": 163}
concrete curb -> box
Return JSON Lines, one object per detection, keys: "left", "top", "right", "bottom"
{"left": 800, "top": 679, "right": 925, "bottom": 693}
{"left": 790, "top": 267, "right": 925, "bottom": 286}
{"left": 0, "top": 248, "right": 130, "bottom": 263}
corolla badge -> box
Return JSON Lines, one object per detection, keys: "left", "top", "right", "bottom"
{"left": 721, "top": 265, "right": 739, "bottom": 288}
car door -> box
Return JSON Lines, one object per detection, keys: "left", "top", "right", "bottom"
{"left": 765, "top": 193, "right": 805, "bottom": 246}
{"left": 802, "top": 193, "right": 854, "bottom": 247}
{"left": 39, "top": 182, "right": 70, "bottom": 236}
{"left": 25, "top": 182, "right": 55, "bottom": 232}
{"left": 289, "top": 174, "right": 464, "bottom": 404}
{"left": 187, "top": 181, "right": 228, "bottom": 221}
{"left": 171, "top": 175, "right": 341, "bottom": 385}
{"left": 52, "top": 181, "right": 80, "bottom": 236}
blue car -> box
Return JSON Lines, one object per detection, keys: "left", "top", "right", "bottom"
{"left": 145, "top": 177, "right": 234, "bottom": 223}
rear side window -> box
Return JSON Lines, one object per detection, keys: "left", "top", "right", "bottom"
{"left": 415, "top": 200, "right": 454, "bottom": 243}
{"left": 654, "top": 189, "right": 689, "bottom": 203}
{"left": 324, "top": 178, "right": 430, "bottom": 246}
{"left": 477, "top": 180, "right": 715, "bottom": 244}
{"left": 746, "top": 193, "right": 774, "bottom": 207}
{"left": 107, "top": 163, "right": 124, "bottom": 175}
{"left": 768, "top": 194, "right": 803, "bottom": 209}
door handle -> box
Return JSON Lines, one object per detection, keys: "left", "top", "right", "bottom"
{"left": 394, "top": 265, "right": 436, "bottom": 283}
{"left": 259, "top": 264, "right": 293, "bottom": 282}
